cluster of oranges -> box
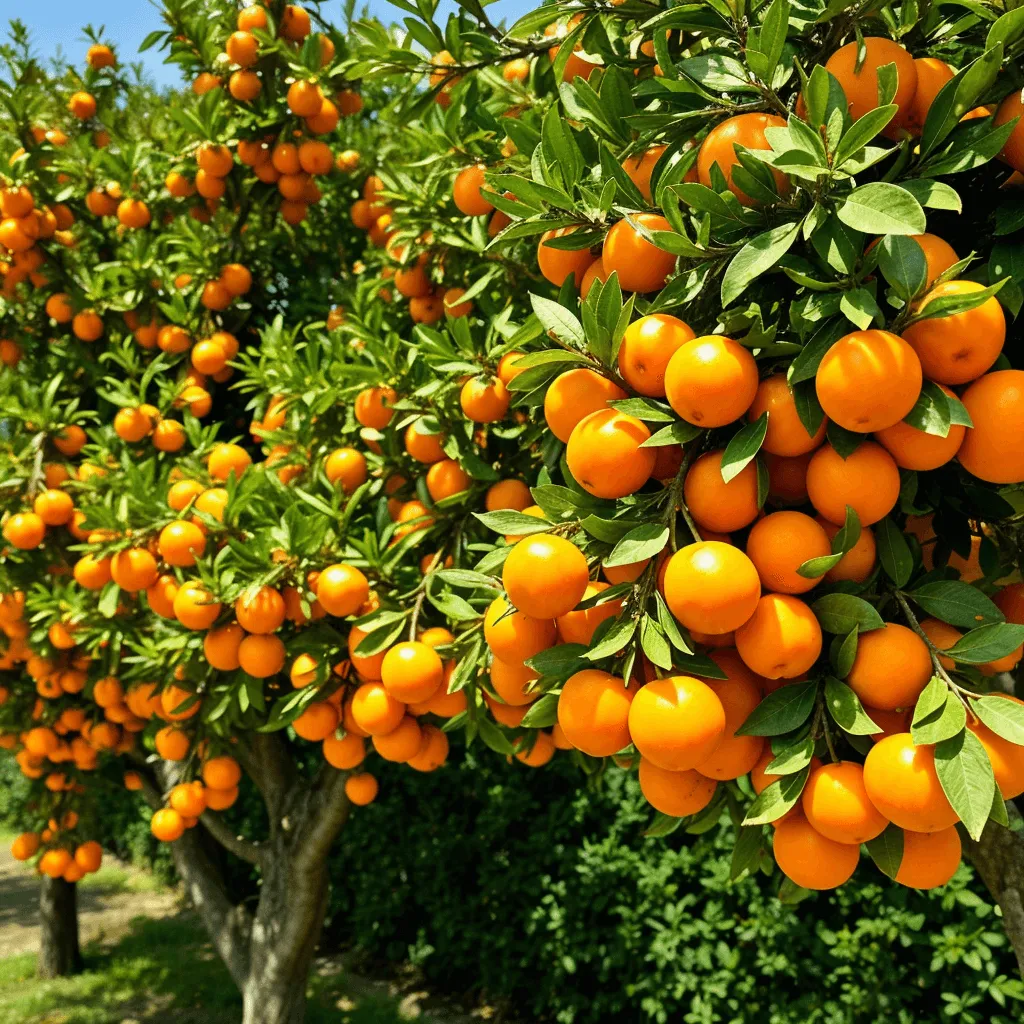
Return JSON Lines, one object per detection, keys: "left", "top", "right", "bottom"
{"left": 0, "top": 184, "right": 76, "bottom": 304}
{"left": 12, "top": 825, "right": 103, "bottom": 885}
{"left": 150, "top": 755, "right": 242, "bottom": 841}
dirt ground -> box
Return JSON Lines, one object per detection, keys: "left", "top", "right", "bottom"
{"left": 0, "top": 842, "right": 181, "bottom": 959}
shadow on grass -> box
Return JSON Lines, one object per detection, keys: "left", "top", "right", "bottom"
{"left": 0, "top": 912, "right": 415, "bottom": 1024}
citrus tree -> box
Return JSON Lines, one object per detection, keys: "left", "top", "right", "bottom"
{"left": 2, "top": 0, "right": 1024, "bottom": 1021}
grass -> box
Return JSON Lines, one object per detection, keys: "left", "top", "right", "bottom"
{"left": 0, "top": 914, "right": 418, "bottom": 1024}
{"left": 77, "top": 862, "right": 165, "bottom": 895}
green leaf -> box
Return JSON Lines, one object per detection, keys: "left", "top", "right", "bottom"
{"left": 875, "top": 518, "right": 913, "bottom": 587}
{"left": 812, "top": 594, "right": 884, "bottom": 634}
{"left": 720, "top": 221, "right": 802, "bottom": 306}
{"left": 478, "top": 717, "right": 515, "bottom": 756}
{"left": 720, "top": 413, "right": 768, "bottom": 483}
{"left": 640, "top": 615, "right": 673, "bottom": 670}
{"left": 525, "top": 643, "right": 588, "bottom": 678}
{"left": 736, "top": 680, "right": 817, "bottom": 737}
{"left": 920, "top": 44, "right": 1004, "bottom": 158}
{"left": 835, "top": 183, "right": 926, "bottom": 236}
{"left": 520, "top": 693, "right": 559, "bottom": 728}
{"left": 945, "top": 623, "right": 1024, "bottom": 665}
{"left": 609, "top": 398, "right": 675, "bottom": 422}
{"left": 796, "top": 552, "right": 844, "bottom": 579}
{"left": 913, "top": 675, "right": 949, "bottom": 725}
{"left": 912, "top": 689, "right": 967, "bottom": 746}
{"left": 834, "top": 105, "right": 899, "bottom": 168}
{"left": 865, "top": 824, "right": 904, "bottom": 879}
{"left": 530, "top": 294, "right": 584, "bottom": 347}
{"left": 777, "top": 877, "right": 813, "bottom": 904}
{"left": 435, "top": 569, "right": 501, "bottom": 589}
{"left": 909, "top": 581, "right": 1004, "bottom": 629}
{"left": 644, "top": 812, "right": 685, "bottom": 837}
{"left": 899, "top": 179, "right": 961, "bottom": 213}
{"left": 878, "top": 234, "right": 928, "bottom": 301}
{"left": 905, "top": 279, "right": 1006, "bottom": 326}
{"left": 729, "top": 824, "right": 764, "bottom": 881}
{"left": 606, "top": 524, "right": 669, "bottom": 567}
{"left": 934, "top": 729, "right": 996, "bottom": 841}
{"left": 764, "top": 735, "right": 814, "bottom": 775}
{"left": 973, "top": 696, "right": 1024, "bottom": 746}
{"left": 743, "top": 765, "right": 810, "bottom": 824}
{"left": 583, "top": 615, "right": 637, "bottom": 661}
{"left": 831, "top": 628, "right": 859, "bottom": 679}
{"left": 639, "top": 421, "right": 702, "bottom": 447}
{"left": 474, "top": 510, "right": 553, "bottom": 536}
{"left": 903, "top": 380, "right": 953, "bottom": 437}
{"left": 824, "top": 677, "right": 881, "bottom": 735}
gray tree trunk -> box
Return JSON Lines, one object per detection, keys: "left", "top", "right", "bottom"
{"left": 135, "top": 732, "right": 351, "bottom": 1024}
{"left": 38, "top": 875, "right": 82, "bottom": 978}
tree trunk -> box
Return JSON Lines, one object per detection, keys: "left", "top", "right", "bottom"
{"left": 241, "top": 846, "right": 330, "bottom": 1024}
{"left": 964, "top": 804, "right": 1024, "bottom": 977}
{"left": 38, "top": 875, "right": 82, "bottom": 978}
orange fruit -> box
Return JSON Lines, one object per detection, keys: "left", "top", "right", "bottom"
{"left": 734, "top": 594, "right": 822, "bottom": 679}
{"left": 33, "top": 489, "right": 73, "bottom": 526}
{"left": 894, "top": 826, "right": 961, "bottom": 888}
{"left": 772, "top": 814, "right": 860, "bottom": 889}
{"left": 460, "top": 376, "right": 509, "bottom": 423}
{"left": 543, "top": 368, "right": 627, "bottom": 443}
{"left": 693, "top": 649, "right": 764, "bottom": 780}
{"left": 664, "top": 336, "right": 759, "bottom": 427}
{"left": 237, "top": 634, "right": 285, "bottom": 677}
{"left": 315, "top": 564, "right": 368, "bottom": 617}
{"left": 566, "top": 409, "right": 655, "bottom": 499}
{"left": 293, "top": 702, "right": 340, "bottom": 741}
{"left": 158, "top": 520, "right": 206, "bottom": 566}
{"left": 485, "top": 479, "right": 531, "bottom": 512}
{"left": 662, "top": 541, "right": 760, "bottom": 635}
{"left": 354, "top": 385, "right": 397, "bottom": 428}
{"left": 407, "top": 724, "right": 449, "bottom": 772}
{"left": 904, "top": 58, "right": 955, "bottom": 136}
{"left": 169, "top": 782, "right": 207, "bottom": 818}
{"left": 323, "top": 732, "right": 366, "bottom": 770}
{"left": 172, "top": 581, "right": 222, "bottom": 630}
{"left": 557, "top": 670, "right": 634, "bottom": 757}
{"left": 345, "top": 773, "right": 379, "bottom": 805}
{"left": 683, "top": 450, "right": 759, "bottom": 533}
{"left": 601, "top": 214, "right": 675, "bottom": 293}
{"left": 617, "top": 314, "right": 695, "bottom": 397}
{"left": 875, "top": 382, "right": 965, "bottom": 469}
{"left": 967, "top": 694, "right": 1024, "bottom": 799}
{"left": 697, "top": 112, "right": 789, "bottom": 205}
{"left": 483, "top": 595, "right": 556, "bottom": 662}
{"left": 381, "top": 641, "right": 443, "bottom": 703}
{"left": 350, "top": 682, "right": 405, "bottom": 736}
{"left": 453, "top": 164, "right": 493, "bottom": 216}
{"left": 815, "top": 330, "right": 922, "bottom": 433}
{"left": 208, "top": 443, "right": 251, "bottom": 481}
{"left": 846, "top": 622, "right": 932, "bottom": 712}
{"left": 235, "top": 586, "right": 285, "bottom": 634}
{"left": 801, "top": 760, "right": 889, "bottom": 844}
{"left": 817, "top": 518, "right": 877, "bottom": 583}
{"left": 425, "top": 459, "right": 470, "bottom": 502}
{"left": 957, "top": 370, "right": 1024, "bottom": 484}
{"left": 537, "top": 227, "right": 595, "bottom": 288}
{"left": 748, "top": 374, "right": 826, "bottom": 456}
{"left": 805, "top": 442, "right": 900, "bottom": 526}
{"left": 638, "top": 758, "right": 717, "bottom": 816}
{"left": 502, "top": 535, "right": 589, "bottom": 619}
{"left": 995, "top": 89, "right": 1024, "bottom": 172}
{"left": 489, "top": 657, "right": 539, "bottom": 707}
{"left": 902, "top": 281, "right": 1005, "bottom": 384}
{"left": 863, "top": 733, "right": 958, "bottom": 832}
{"left": 3, "top": 512, "right": 45, "bottom": 550}
{"left": 627, "top": 675, "right": 725, "bottom": 770}
{"left": 404, "top": 421, "right": 446, "bottom": 464}
{"left": 744, "top": 511, "right": 831, "bottom": 595}
{"left": 325, "top": 448, "right": 367, "bottom": 494}
{"left": 110, "top": 548, "right": 159, "bottom": 592}
{"left": 155, "top": 726, "right": 190, "bottom": 761}
{"left": 204, "top": 623, "right": 245, "bottom": 671}
{"left": 202, "top": 756, "right": 242, "bottom": 790}
{"left": 556, "top": 581, "right": 622, "bottom": 645}
{"left": 824, "top": 37, "right": 918, "bottom": 130}
{"left": 373, "top": 716, "right": 423, "bottom": 762}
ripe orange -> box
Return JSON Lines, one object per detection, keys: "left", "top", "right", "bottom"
{"left": 33, "top": 489, "right": 73, "bottom": 526}
{"left": 381, "top": 641, "right": 443, "bottom": 703}
{"left": 155, "top": 726, "right": 190, "bottom": 761}
{"left": 734, "top": 593, "right": 822, "bottom": 679}
{"left": 863, "top": 733, "right": 958, "bottom": 832}
{"left": 460, "top": 376, "right": 509, "bottom": 423}
{"left": 824, "top": 37, "right": 918, "bottom": 129}
{"left": 995, "top": 89, "right": 1024, "bottom": 172}
{"left": 817, "top": 518, "right": 877, "bottom": 583}
{"left": 580, "top": 258, "right": 609, "bottom": 298}
{"left": 158, "top": 520, "right": 206, "bottom": 567}
{"left": 601, "top": 214, "right": 675, "bottom": 293}
{"left": 350, "top": 682, "right": 405, "bottom": 736}
{"left": 315, "top": 564, "right": 369, "bottom": 617}
{"left": 693, "top": 649, "right": 764, "bottom": 780}
{"left": 453, "top": 164, "right": 493, "bottom": 216}
{"left": 904, "top": 58, "right": 955, "bottom": 136}
{"left": 875, "top": 382, "right": 965, "bottom": 469}
{"left": 407, "top": 724, "right": 449, "bottom": 771}
{"left": 345, "top": 773, "right": 379, "bottom": 805}
{"left": 3, "top": 512, "right": 45, "bottom": 550}
{"left": 404, "top": 421, "right": 446, "bottom": 463}
{"left": 502, "top": 535, "right": 589, "bottom": 619}
{"left": 323, "top": 732, "right": 366, "bottom": 770}
{"left": 956, "top": 370, "right": 1024, "bottom": 484}
{"left": 664, "top": 336, "right": 758, "bottom": 427}
{"left": 617, "top": 314, "right": 695, "bottom": 397}
{"left": 202, "top": 756, "right": 242, "bottom": 790}
{"left": 204, "top": 623, "right": 245, "bottom": 671}
{"left": 627, "top": 675, "right": 725, "bottom": 770}
{"left": 620, "top": 145, "right": 667, "bottom": 202}
{"left": 683, "top": 450, "right": 759, "bottom": 533}
{"left": 557, "top": 670, "right": 634, "bottom": 757}
{"left": 566, "top": 408, "right": 654, "bottom": 499}
{"left": 173, "top": 581, "right": 222, "bottom": 630}
{"left": 968, "top": 694, "right": 1024, "bottom": 799}
{"left": 638, "top": 758, "right": 717, "bottom": 815}
{"left": 237, "top": 634, "right": 285, "bottom": 677}
{"left": 425, "top": 459, "right": 470, "bottom": 502}
{"left": 748, "top": 374, "right": 826, "bottom": 456}
{"left": 696, "top": 113, "right": 789, "bottom": 205}
{"left": 324, "top": 448, "right": 367, "bottom": 494}
{"left": 772, "top": 814, "right": 860, "bottom": 889}
{"left": 373, "top": 716, "right": 424, "bottom": 763}
{"left": 169, "top": 782, "right": 207, "bottom": 818}
{"left": 537, "top": 227, "right": 596, "bottom": 288}
{"left": 894, "top": 826, "right": 961, "bottom": 888}
{"left": 543, "top": 368, "right": 627, "bottom": 443}
{"left": 287, "top": 80, "right": 323, "bottom": 118}
{"left": 485, "top": 479, "right": 531, "bottom": 512}
{"left": 745, "top": 512, "right": 831, "bottom": 595}
{"left": 110, "top": 548, "right": 159, "bottom": 592}
{"left": 556, "top": 581, "right": 622, "bottom": 645}
{"left": 490, "top": 657, "right": 538, "bottom": 706}
{"left": 815, "top": 330, "right": 922, "bottom": 432}
{"left": 902, "top": 281, "right": 1005, "bottom": 384}
{"left": 484, "top": 595, "right": 556, "bottom": 662}
{"left": 663, "top": 541, "right": 760, "bottom": 635}
{"left": 208, "top": 443, "right": 251, "bottom": 481}
{"left": 805, "top": 442, "right": 900, "bottom": 525}
{"left": 801, "top": 760, "right": 889, "bottom": 844}
{"left": 235, "top": 586, "right": 285, "bottom": 634}
{"left": 205, "top": 787, "right": 238, "bottom": 810}
{"left": 293, "top": 702, "right": 340, "bottom": 741}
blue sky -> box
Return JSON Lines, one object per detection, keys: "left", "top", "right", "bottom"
{"left": 13, "top": 0, "right": 534, "bottom": 88}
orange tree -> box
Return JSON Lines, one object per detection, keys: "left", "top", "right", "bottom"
{"left": 3, "top": 0, "right": 1024, "bottom": 1021}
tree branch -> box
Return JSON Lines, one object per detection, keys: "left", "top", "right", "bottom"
{"left": 291, "top": 764, "right": 351, "bottom": 874}
{"left": 235, "top": 732, "right": 296, "bottom": 819}
{"left": 199, "top": 810, "right": 267, "bottom": 868}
